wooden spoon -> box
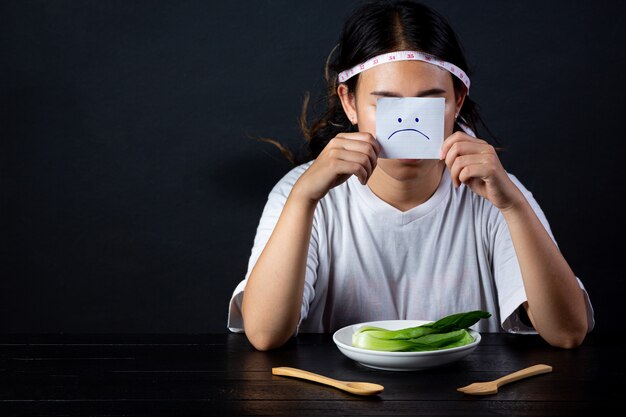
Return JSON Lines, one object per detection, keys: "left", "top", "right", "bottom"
{"left": 272, "top": 366, "right": 384, "bottom": 396}
{"left": 457, "top": 364, "right": 552, "bottom": 395}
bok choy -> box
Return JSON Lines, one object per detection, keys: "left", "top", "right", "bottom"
{"left": 352, "top": 310, "right": 491, "bottom": 352}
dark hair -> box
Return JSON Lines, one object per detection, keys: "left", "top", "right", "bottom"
{"left": 267, "top": 0, "right": 496, "bottom": 165}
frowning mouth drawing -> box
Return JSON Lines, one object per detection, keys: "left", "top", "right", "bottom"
{"left": 386, "top": 117, "right": 430, "bottom": 140}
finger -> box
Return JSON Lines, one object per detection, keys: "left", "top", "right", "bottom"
{"left": 336, "top": 131, "right": 375, "bottom": 142}
{"left": 444, "top": 141, "right": 494, "bottom": 171}
{"left": 337, "top": 148, "right": 374, "bottom": 179}
{"left": 336, "top": 132, "right": 381, "bottom": 155}
{"left": 331, "top": 159, "right": 370, "bottom": 185}
{"left": 327, "top": 148, "right": 374, "bottom": 181}
{"left": 340, "top": 140, "right": 378, "bottom": 172}
{"left": 449, "top": 154, "right": 488, "bottom": 187}
{"left": 440, "top": 131, "right": 487, "bottom": 160}
{"left": 331, "top": 137, "right": 379, "bottom": 170}
{"left": 458, "top": 164, "right": 480, "bottom": 187}
{"left": 458, "top": 154, "right": 499, "bottom": 185}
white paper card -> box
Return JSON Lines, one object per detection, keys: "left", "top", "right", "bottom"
{"left": 376, "top": 97, "right": 445, "bottom": 159}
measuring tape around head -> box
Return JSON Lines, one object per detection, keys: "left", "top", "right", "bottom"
{"left": 337, "top": 50, "right": 471, "bottom": 92}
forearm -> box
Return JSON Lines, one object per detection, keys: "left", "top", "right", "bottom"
{"left": 501, "top": 195, "right": 588, "bottom": 348}
{"left": 241, "top": 185, "right": 318, "bottom": 351}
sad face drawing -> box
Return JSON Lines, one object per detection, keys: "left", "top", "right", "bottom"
{"left": 376, "top": 97, "right": 445, "bottom": 159}
{"left": 387, "top": 116, "right": 430, "bottom": 141}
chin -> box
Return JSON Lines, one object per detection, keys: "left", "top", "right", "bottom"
{"left": 380, "top": 157, "right": 423, "bottom": 163}
{"left": 382, "top": 158, "right": 428, "bottom": 167}
{"left": 377, "top": 158, "right": 440, "bottom": 180}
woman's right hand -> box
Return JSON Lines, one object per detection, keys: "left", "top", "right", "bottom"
{"left": 293, "top": 132, "right": 380, "bottom": 202}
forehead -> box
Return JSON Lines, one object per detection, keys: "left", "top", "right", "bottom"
{"left": 356, "top": 60, "right": 454, "bottom": 94}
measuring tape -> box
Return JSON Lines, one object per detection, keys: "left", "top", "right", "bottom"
{"left": 338, "top": 50, "right": 470, "bottom": 92}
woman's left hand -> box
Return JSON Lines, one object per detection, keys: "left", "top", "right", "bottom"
{"left": 441, "top": 131, "right": 523, "bottom": 211}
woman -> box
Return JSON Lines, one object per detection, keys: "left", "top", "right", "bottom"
{"left": 227, "top": 0, "right": 594, "bottom": 351}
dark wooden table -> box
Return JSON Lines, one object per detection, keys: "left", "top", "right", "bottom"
{"left": 1, "top": 332, "right": 622, "bottom": 416}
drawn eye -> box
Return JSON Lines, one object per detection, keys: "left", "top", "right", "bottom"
{"left": 415, "top": 117, "right": 419, "bottom": 123}
{"left": 397, "top": 118, "right": 402, "bottom": 123}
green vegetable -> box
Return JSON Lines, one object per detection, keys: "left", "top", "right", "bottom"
{"left": 352, "top": 310, "right": 491, "bottom": 352}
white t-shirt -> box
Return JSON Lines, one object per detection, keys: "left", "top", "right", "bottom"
{"left": 228, "top": 161, "right": 594, "bottom": 334}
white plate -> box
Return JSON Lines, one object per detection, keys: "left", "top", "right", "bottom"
{"left": 332, "top": 320, "right": 481, "bottom": 371}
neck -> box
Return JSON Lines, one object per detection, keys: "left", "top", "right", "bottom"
{"left": 366, "top": 161, "right": 445, "bottom": 212}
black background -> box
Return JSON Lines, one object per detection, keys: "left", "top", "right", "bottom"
{"left": 1, "top": 1, "right": 624, "bottom": 334}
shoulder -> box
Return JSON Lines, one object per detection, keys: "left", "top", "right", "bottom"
{"left": 269, "top": 160, "right": 314, "bottom": 197}
{"left": 505, "top": 172, "right": 552, "bottom": 232}
{"left": 498, "top": 172, "right": 543, "bottom": 215}
{"left": 506, "top": 172, "right": 535, "bottom": 201}
{"left": 253, "top": 161, "right": 315, "bottom": 225}
{"left": 462, "top": 170, "right": 553, "bottom": 234}
{"left": 457, "top": 171, "right": 535, "bottom": 209}
{"left": 282, "top": 160, "right": 314, "bottom": 184}
{"left": 450, "top": 171, "right": 528, "bottom": 225}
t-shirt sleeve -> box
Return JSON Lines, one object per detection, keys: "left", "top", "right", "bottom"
{"left": 491, "top": 174, "right": 595, "bottom": 334}
{"left": 226, "top": 163, "right": 319, "bottom": 334}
